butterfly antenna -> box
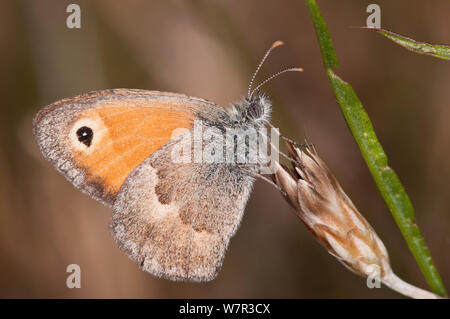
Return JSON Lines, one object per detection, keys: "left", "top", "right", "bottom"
{"left": 248, "top": 40, "right": 285, "bottom": 99}
{"left": 250, "top": 67, "right": 303, "bottom": 98}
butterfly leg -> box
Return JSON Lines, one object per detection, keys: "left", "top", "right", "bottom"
{"left": 237, "top": 164, "right": 287, "bottom": 197}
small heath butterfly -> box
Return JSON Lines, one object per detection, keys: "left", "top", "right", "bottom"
{"left": 33, "top": 41, "right": 302, "bottom": 281}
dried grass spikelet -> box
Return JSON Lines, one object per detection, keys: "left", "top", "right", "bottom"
{"left": 272, "top": 141, "right": 442, "bottom": 299}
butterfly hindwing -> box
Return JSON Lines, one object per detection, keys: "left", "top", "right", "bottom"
{"left": 110, "top": 132, "right": 255, "bottom": 281}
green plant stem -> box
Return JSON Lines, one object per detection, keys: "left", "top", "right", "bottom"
{"left": 305, "top": 0, "right": 447, "bottom": 296}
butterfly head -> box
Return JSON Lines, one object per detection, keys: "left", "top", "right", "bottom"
{"left": 231, "top": 92, "right": 272, "bottom": 125}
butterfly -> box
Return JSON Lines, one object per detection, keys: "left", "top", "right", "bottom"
{"left": 33, "top": 41, "right": 302, "bottom": 281}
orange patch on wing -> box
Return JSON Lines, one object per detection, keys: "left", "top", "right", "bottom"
{"left": 71, "top": 101, "right": 194, "bottom": 196}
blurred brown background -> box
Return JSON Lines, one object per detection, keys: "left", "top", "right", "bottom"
{"left": 0, "top": 0, "right": 449, "bottom": 298}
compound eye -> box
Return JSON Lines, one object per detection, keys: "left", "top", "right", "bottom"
{"left": 76, "top": 126, "right": 94, "bottom": 147}
{"left": 248, "top": 102, "right": 262, "bottom": 119}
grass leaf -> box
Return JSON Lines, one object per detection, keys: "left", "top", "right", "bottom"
{"left": 367, "top": 27, "right": 450, "bottom": 60}
{"left": 305, "top": 0, "right": 447, "bottom": 296}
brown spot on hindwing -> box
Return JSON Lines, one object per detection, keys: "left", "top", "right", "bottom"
{"left": 151, "top": 156, "right": 215, "bottom": 233}
{"left": 179, "top": 204, "right": 214, "bottom": 233}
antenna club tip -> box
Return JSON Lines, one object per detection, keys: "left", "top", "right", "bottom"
{"left": 271, "top": 40, "right": 284, "bottom": 48}
{"left": 296, "top": 67, "right": 304, "bottom": 72}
